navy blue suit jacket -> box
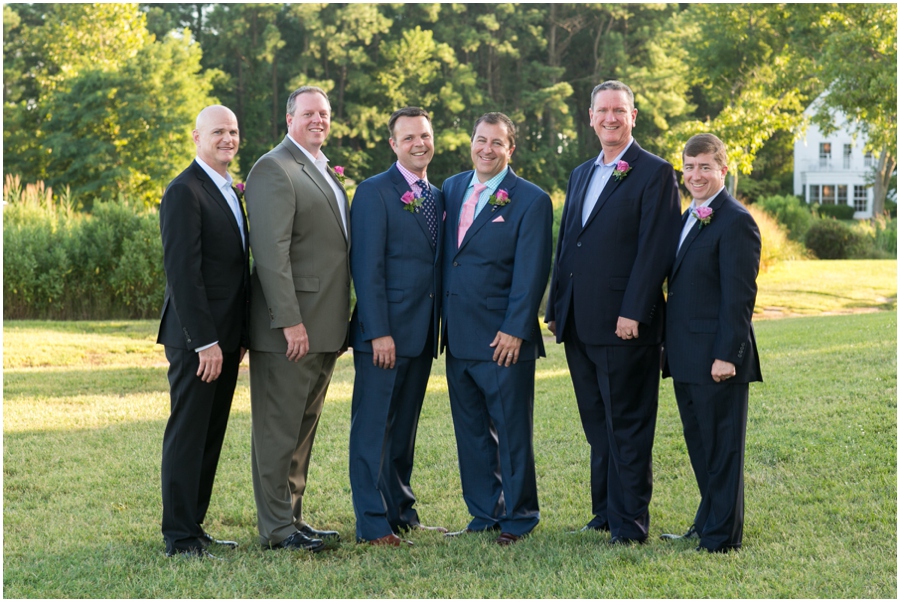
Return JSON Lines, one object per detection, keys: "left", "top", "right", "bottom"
{"left": 157, "top": 160, "right": 250, "bottom": 352}
{"left": 349, "top": 164, "right": 443, "bottom": 358}
{"left": 441, "top": 168, "right": 553, "bottom": 362}
{"left": 663, "top": 190, "right": 763, "bottom": 384}
{"left": 546, "top": 141, "right": 681, "bottom": 346}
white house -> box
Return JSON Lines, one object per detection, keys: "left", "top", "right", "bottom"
{"left": 793, "top": 98, "right": 875, "bottom": 219}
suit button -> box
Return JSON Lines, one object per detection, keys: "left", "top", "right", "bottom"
{"left": 569, "top": 273, "right": 573, "bottom": 278}
{"left": 577, "top": 242, "right": 582, "bottom": 247}
{"left": 453, "top": 262, "right": 459, "bottom": 267}
{"left": 429, "top": 293, "right": 434, "bottom": 298}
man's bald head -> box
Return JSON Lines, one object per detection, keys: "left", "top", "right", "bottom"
{"left": 192, "top": 105, "right": 239, "bottom": 177}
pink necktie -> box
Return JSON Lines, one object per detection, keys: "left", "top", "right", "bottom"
{"left": 458, "top": 183, "right": 486, "bottom": 247}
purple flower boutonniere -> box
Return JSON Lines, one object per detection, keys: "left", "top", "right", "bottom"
{"left": 333, "top": 165, "right": 347, "bottom": 186}
{"left": 234, "top": 182, "right": 245, "bottom": 201}
{"left": 612, "top": 160, "right": 632, "bottom": 181}
{"left": 692, "top": 206, "right": 714, "bottom": 229}
{"left": 401, "top": 190, "right": 424, "bottom": 213}
{"left": 488, "top": 189, "right": 511, "bottom": 210}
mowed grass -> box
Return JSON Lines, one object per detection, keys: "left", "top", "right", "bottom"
{"left": 3, "top": 260, "right": 897, "bottom": 598}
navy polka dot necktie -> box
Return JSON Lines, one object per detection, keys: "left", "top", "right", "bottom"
{"left": 417, "top": 179, "right": 437, "bottom": 243}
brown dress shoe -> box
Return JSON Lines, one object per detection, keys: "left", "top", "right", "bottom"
{"left": 368, "top": 533, "right": 413, "bottom": 547}
{"left": 496, "top": 532, "right": 520, "bottom": 546}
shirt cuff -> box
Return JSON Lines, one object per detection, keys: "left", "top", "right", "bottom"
{"left": 195, "top": 341, "right": 218, "bottom": 352}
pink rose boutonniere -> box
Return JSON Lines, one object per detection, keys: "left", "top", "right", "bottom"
{"left": 692, "top": 206, "right": 714, "bottom": 229}
{"left": 333, "top": 165, "right": 347, "bottom": 185}
{"left": 488, "top": 189, "right": 511, "bottom": 210}
{"left": 612, "top": 160, "right": 632, "bottom": 181}
{"left": 401, "top": 190, "right": 424, "bottom": 213}
{"left": 234, "top": 182, "right": 245, "bottom": 201}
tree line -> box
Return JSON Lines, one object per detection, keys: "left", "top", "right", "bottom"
{"left": 3, "top": 3, "right": 896, "bottom": 212}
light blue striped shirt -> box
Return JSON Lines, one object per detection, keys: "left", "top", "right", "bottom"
{"left": 460, "top": 167, "right": 509, "bottom": 222}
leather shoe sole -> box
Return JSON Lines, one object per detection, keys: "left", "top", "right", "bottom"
{"left": 660, "top": 525, "right": 699, "bottom": 541}
{"left": 609, "top": 536, "right": 646, "bottom": 546}
{"left": 264, "top": 531, "right": 325, "bottom": 553}
{"left": 368, "top": 533, "right": 413, "bottom": 547}
{"left": 298, "top": 524, "right": 340, "bottom": 541}
{"left": 201, "top": 532, "right": 239, "bottom": 549}
{"left": 166, "top": 547, "right": 222, "bottom": 560}
{"left": 495, "top": 532, "right": 521, "bottom": 546}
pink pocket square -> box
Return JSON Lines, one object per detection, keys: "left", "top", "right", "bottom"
{"left": 492, "top": 215, "right": 505, "bottom": 223}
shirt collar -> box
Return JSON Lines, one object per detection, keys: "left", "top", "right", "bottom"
{"left": 690, "top": 187, "right": 725, "bottom": 210}
{"left": 395, "top": 161, "right": 427, "bottom": 190}
{"left": 287, "top": 134, "right": 329, "bottom": 166}
{"left": 195, "top": 156, "right": 233, "bottom": 190}
{"left": 467, "top": 167, "right": 509, "bottom": 193}
{"left": 595, "top": 137, "right": 635, "bottom": 167}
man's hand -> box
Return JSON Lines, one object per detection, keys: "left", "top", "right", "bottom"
{"left": 490, "top": 331, "right": 523, "bottom": 367}
{"left": 615, "top": 316, "right": 640, "bottom": 340}
{"left": 711, "top": 359, "right": 737, "bottom": 383}
{"left": 547, "top": 321, "right": 557, "bottom": 336}
{"left": 197, "top": 344, "right": 224, "bottom": 382}
{"left": 283, "top": 323, "right": 309, "bottom": 362}
{"left": 371, "top": 335, "right": 396, "bottom": 369}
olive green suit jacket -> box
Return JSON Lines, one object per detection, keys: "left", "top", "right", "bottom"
{"left": 244, "top": 136, "right": 351, "bottom": 353}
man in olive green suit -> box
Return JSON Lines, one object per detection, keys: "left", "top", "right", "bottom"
{"left": 244, "top": 86, "right": 351, "bottom": 553}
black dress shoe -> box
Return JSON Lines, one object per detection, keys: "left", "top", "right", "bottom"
{"left": 265, "top": 531, "right": 325, "bottom": 553}
{"left": 201, "top": 531, "right": 239, "bottom": 549}
{"left": 660, "top": 524, "right": 698, "bottom": 541}
{"left": 608, "top": 535, "right": 646, "bottom": 546}
{"left": 166, "top": 547, "right": 222, "bottom": 560}
{"left": 298, "top": 524, "right": 340, "bottom": 541}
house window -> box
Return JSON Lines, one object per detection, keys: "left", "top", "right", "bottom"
{"left": 843, "top": 144, "right": 852, "bottom": 169}
{"left": 838, "top": 185, "right": 848, "bottom": 205}
{"left": 864, "top": 151, "right": 874, "bottom": 167}
{"left": 809, "top": 185, "right": 820, "bottom": 203}
{"left": 821, "top": 185, "right": 836, "bottom": 205}
{"left": 854, "top": 186, "right": 868, "bottom": 212}
{"left": 819, "top": 142, "right": 832, "bottom": 167}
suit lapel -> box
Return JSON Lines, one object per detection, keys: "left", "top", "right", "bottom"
{"left": 582, "top": 142, "right": 642, "bottom": 231}
{"left": 193, "top": 161, "right": 244, "bottom": 252}
{"left": 391, "top": 166, "right": 434, "bottom": 248}
{"left": 282, "top": 138, "right": 349, "bottom": 242}
{"left": 672, "top": 191, "right": 728, "bottom": 278}
{"left": 457, "top": 169, "right": 518, "bottom": 254}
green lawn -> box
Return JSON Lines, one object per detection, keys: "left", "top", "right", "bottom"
{"left": 3, "top": 260, "right": 897, "bottom": 598}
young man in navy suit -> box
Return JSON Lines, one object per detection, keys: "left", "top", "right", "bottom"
{"left": 157, "top": 105, "right": 249, "bottom": 558}
{"left": 441, "top": 113, "right": 553, "bottom": 545}
{"left": 660, "top": 133, "right": 761, "bottom": 553}
{"left": 546, "top": 81, "right": 681, "bottom": 544}
{"left": 349, "top": 107, "right": 446, "bottom": 546}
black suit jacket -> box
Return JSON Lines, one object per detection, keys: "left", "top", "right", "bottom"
{"left": 663, "top": 190, "right": 762, "bottom": 384}
{"left": 546, "top": 141, "right": 681, "bottom": 346}
{"left": 157, "top": 160, "right": 250, "bottom": 352}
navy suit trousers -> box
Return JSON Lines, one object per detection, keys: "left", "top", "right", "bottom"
{"left": 445, "top": 350, "right": 540, "bottom": 536}
{"left": 349, "top": 346, "right": 434, "bottom": 541}
{"left": 673, "top": 380, "right": 748, "bottom": 552}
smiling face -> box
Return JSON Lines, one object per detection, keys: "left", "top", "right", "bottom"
{"left": 389, "top": 115, "right": 434, "bottom": 178}
{"left": 682, "top": 152, "right": 728, "bottom": 203}
{"left": 286, "top": 91, "right": 331, "bottom": 155}
{"left": 193, "top": 106, "right": 239, "bottom": 177}
{"left": 589, "top": 89, "right": 637, "bottom": 157}
{"left": 470, "top": 120, "right": 515, "bottom": 182}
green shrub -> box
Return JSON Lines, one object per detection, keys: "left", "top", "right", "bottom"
{"left": 756, "top": 194, "right": 813, "bottom": 240}
{"left": 3, "top": 176, "right": 164, "bottom": 319}
{"left": 816, "top": 203, "right": 856, "bottom": 220}
{"left": 851, "top": 214, "right": 897, "bottom": 258}
{"left": 804, "top": 218, "right": 866, "bottom": 259}
{"left": 884, "top": 199, "right": 897, "bottom": 218}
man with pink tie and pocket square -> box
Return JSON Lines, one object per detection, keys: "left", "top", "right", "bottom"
{"left": 440, "top": 112, "right": 553, "bottom": 545}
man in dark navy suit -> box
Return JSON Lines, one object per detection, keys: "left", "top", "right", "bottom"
{"left": 546, "top": 81, "right": 681, "bottom": 544}
{"left": 349, "top": 107, "right": 446, "bottom": 546}
{"left": 660, "top": 133, "right": 761, "bottom": 553}
{"left": 441, "top": 112, "right": 552, "bottom": 545}
{"left": 157, "top": 105, "right": 250, "bottom": 558}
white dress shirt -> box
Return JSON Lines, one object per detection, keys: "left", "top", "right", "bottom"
{"left": 288, "top": 135, "right": 348, "bottom": 234}
{"left": 582, "top": 138, "right": 634, "bottom": 226}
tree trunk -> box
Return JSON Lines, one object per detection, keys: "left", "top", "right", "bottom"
{"left": 872, "top": 146, "right": 895, "bottom": 216}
